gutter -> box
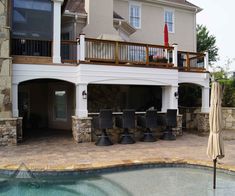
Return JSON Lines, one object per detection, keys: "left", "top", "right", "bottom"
{"left": 145, "top": 0, "right": 202, "bottom": 12}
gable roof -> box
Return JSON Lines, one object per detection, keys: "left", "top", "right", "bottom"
{"left": 164, "top": 0, "right": 199, "bottom": 9}
{"left": 63, "top": 0, "right": 200, "bottom": 15}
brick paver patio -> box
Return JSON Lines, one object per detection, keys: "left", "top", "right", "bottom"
{"left": 0, "top": 131, "right": 235, "bottom": 171}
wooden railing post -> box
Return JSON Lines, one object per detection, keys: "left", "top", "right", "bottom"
{"left": 115, "top": 41, "right": 119, "bottom": 64}
{"left": 77, "top": 38, "right": 80, "bottom": 63}
{"left": 204, "top": 51, "right": 209, "bottom": 71}
{"left": 146, "top": 45, "right": 149, "bottom": 65}
{"left": 172, "top": 43, "right": 178, "bottom": 67}
{"left": 186, "top": 52, "right": 190, "bottom": 71}
{"left": 79, "top": 34, "right": 85, "bottom": 62}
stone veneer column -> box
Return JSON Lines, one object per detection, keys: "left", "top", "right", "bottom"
{"left": 196, "top": 112, "right": 209, "bottom": 134}
{"left": 0, "top": 118, "right": 22, "bottom": 146}
{"left": 0, "top": 0, "right": 12, "bottom": 118}
{"left": 0, "top": 0, "right": 22, "bottom": 146}
{"left": 72, "top": 116, "right": 92, "bottom": 143}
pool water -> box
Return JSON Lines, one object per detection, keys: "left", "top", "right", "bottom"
{"left": 1, "top": 167, "right": 235, "bottom": 196}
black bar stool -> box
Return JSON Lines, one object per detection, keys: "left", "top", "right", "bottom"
{"left": 161, "top": 109, "right": 177, "bottom": 140}
{"left": 137, "top": 110, "right": 157, "bottom": 142}
{"left": 93, "top": 109, "right": 113, "bottom": 146}
{"left": 116, "top": 109, "right": 136, "bottom": 144}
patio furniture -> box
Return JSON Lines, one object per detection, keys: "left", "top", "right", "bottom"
{"left": 93, "top": 109, "right": 113, "bottom": 146}
{"left": 161, "top": 109, "right": 177, "bottom": 140}
{"left": 137, "top": 110, "right": 157, "bottom": 142}
{"left": 116, "top": 109, "right": 136, "bottom": 144}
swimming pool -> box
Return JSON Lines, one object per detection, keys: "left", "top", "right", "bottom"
{"left": 1, "top": 165, "right": 235, "bottom": 196}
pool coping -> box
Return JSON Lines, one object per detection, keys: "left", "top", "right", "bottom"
{"left": 0, "top": 158, "right": 235, "bottom": 174}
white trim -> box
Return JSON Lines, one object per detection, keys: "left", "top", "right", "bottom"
{"left": 129, "top": 1, "right": 142, "bottom": 29}
{"left": 164, "top": 8, "right": 175, "bottom": 34}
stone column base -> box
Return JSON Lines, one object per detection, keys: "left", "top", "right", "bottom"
{"left": 173, "top": 115, "right": 183, "bottom": 136}
{"left": 0, "top": 117, "right": 22, "bottom": 146}
{"left": 196, "top": 112, "right": 209, "bottom": 134}
{"left": 72, "top": 116, "right": 92, "bottom": 143}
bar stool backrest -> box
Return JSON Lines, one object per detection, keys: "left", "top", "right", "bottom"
{"left": 99, "top": 109, "right": 113, "bottom": 129}
{"left": 166, "top": 109, "right": 177, "bottom": 127}
{"left": 122, "top": 109, "right": 135, "bottom": 128}
{"left": 146, "top": 110, "right": 158, "bottom": 128}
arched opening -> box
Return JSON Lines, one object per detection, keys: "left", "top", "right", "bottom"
{"left": 178, "top": 83, "right": 202, "bottom": 131}
{"left": 18, "top": 79, "right": 75, "bottom": 139}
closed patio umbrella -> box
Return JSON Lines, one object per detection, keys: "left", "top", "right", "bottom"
{"left": 164, "top": 23, "right": 169, "bottom": 47}
{"left": 207, "top": 81, "right": 225, "bottom": 189}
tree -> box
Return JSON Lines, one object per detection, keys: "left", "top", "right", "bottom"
{"left": 197, "top": 24, "right": 219, "bottom": 65}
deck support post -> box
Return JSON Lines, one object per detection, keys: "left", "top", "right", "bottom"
{"left": 52, "top": 0, "right": 63, "bottom": 64}
{"left": 75, "top": 84, "right": 88, "bottom": 118}
{"left": 201, "top": 86, "right": 210, "bottom": 113}
{"left": 12, "top": 83, "right": 19, "bottom": 117}
{"left": 161, "top": 85, "right": 178, "bottom": 113}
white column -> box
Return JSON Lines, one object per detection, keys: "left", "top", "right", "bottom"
{"left": 52, "top": 0, "right": 64, "bottom": 64}
{"left": 204, "top": 51, "right": 209, "bottom": 71}
{"left": 12, "top": 83, "right": 19, "bottom": 117}
{"left": 75, "top": 84, "right": 88, "bottom": 118}
{"left": 79, "top": 34, "right": 85, "bottom": 62}
{"left": 77, "top": 38, "right": 80, "bottom": 63}
{"left": 161, "top": 85, "right": 178, "bottom": 112}
{"left": 172, "top": 43, "right": 178, "bottom": 67}
{"left": 201, "top": 86, "right": 210, "bottom": 113}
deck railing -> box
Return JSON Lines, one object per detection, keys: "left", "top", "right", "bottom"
{"left": 11, "top": 35, "right": 209, "bottom": 72}
{"left": 61, "top": 40, "right": 77, "bottom": 63}
{"left": 178, "top": 51, "right": 207, "bottom": 71}
{"left": 84, "top": 38, "right": 174, "bottom": 67}
{"left": 11, "top": 38, "right": 52, "bottom": 57}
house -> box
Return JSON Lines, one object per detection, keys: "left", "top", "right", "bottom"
{"left": 0, "top": 0, "right": 210, "bottom": 145}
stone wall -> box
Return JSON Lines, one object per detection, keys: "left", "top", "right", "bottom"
{"left": 222, "top": 108, "right": 235, "bottom": 130}
{"left": 72, "top": 116, "right": 92, "bottom": 143}
{"left": 0, "top": 118, "right": 22, "bottom": 146}
{"left": 0, "top": 0, "right": 12, "bottom": 118}
{"left": 179, "top": 107, "right": 235, "bottom": 133}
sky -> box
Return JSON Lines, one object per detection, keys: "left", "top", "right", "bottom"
{"left": 189, "top": 0, "right": 235, "bottom": 71}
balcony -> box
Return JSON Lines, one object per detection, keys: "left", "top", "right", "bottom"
{"left": 11, "top": 38, "right": 52, "bottom": 64}
{"left": 11, "top": 36, "right": 208, "bottom": 72}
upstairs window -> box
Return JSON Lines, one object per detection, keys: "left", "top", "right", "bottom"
{"left": 12, "top": 0, "right": 53, "bottom": 40}
{"left": 129, "top": 2, "right": 141, "bottom": 29}
{"left": 164, "top": 10, "right": 174, "bottom": 33}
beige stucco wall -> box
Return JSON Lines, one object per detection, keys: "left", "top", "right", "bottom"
{"left": 0, "top": 0, "right": 12, "bottom": 118}
{"left": 113, "top": 0, "right": 196, "bottom": 51}
{"left": 83, "top": 0, "right": 118, "bottom": 38}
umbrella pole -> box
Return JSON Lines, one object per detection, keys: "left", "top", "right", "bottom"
{"left": 213, "top": 158, "right": 217, "bottom": 189}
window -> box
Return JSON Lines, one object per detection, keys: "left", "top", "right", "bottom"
{"left": 12, "top": 0, "right": 53, "bottom": 40}
{"left": 129, "top": 2, "right": 141, "bottom": 29}
{"left": 164, "top": 10, "right": 174, "bottom": 33}
{"left": 54, "top": 91, "right": 67, "bottom": 120}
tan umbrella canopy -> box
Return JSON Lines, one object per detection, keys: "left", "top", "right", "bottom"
{"left": 207, "top": 81, "right": 225, "bottom": 189}
{"left": 207, "top": 81, "right": 224, "bottom": 160}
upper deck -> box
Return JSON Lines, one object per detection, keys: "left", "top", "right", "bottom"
{"left": 11, "top": 35, "right": 208, "bottom": 73}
